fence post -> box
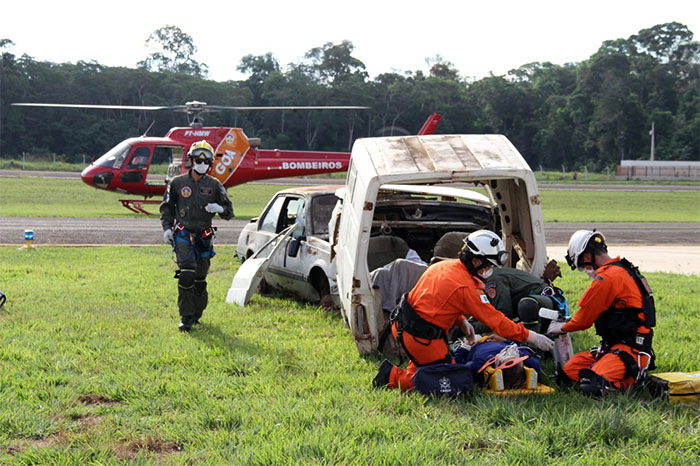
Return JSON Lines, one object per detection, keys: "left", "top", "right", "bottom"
{"left": 584, "top": 166, "right": 588, "bottom": 182}
{"left": 606, "top": 167, "right": 610, "bottom": 180}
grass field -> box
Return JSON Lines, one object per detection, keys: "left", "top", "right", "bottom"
{"left": 0, "top": 246, "right": 698, "bottom": 464}
{"left": 0, "top": 178, "right": 291, "bottom": 219}
{"left": 1, "top": 177, "right": 699, "bottom": 222}
{"left": 3, "top": 162, "right": 698, "bottom": 185}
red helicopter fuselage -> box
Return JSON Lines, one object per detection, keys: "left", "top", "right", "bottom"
{"left": 80, "top": 126, "right": 352, "bottom": 197}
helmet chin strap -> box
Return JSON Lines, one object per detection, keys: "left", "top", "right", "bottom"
{"left": 578, "top": 250, "right": 597, "bottom": 270}
{"left": 460, "top": 250, "right": 492, "bottom": 279}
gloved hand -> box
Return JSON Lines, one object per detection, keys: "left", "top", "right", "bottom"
{"left": 163, "top": 229, "right": 173, "bottom": 244}
{"left": 459, "top": 319, "right": 476, "bottom": 345}
{"left": 542, "top": 259, "right": 562, "bottom": 282}
{"left": 526, "top": 330, "right": 555, "bottom": 352}
{"left": 547, "top": 321, "right": 567, "bottom": 335}
{"left": 205, "top": 203, "right": 224, "bottom": 214}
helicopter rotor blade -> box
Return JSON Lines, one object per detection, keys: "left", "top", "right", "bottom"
{"left": 207, "top": 106, "right": 369, "bottom": 111}
{"left": 12, "top": 103, "right": 368, "bottom": 113}
{"left": 11, "top": 103, "right": 179, "bottom": 111}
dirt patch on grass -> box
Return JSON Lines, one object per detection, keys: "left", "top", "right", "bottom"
{"left": 77, "top": 393, "right": 119, "bottom": 405}
{"left": 116, "top": 435, "right": 183, "bottom": 461}
{"left": 460, "top": 438, "right": 497, "bottom": 451}
{"left": 6, "top": 432, "right": 69, "bottom": 455}
{"left": 72, "top": 414, "right": 102, "bottom": 430}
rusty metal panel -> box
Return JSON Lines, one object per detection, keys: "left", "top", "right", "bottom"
{"left": 361, "top": 134, "right": 531, "bottom": 178}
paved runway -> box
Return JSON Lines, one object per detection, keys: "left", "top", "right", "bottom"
{"left": 2, "top": 170, "right": 698, "bottom": 273}
{"left": 1, "top": 216, "right": 698, "bottom": 246}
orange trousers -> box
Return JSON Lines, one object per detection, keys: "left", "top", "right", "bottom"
{"left": 563, "top": 343, "right": 651, "bottom": 390}
{"left": 388, "top": 322, "right": 451, "bottom": 391}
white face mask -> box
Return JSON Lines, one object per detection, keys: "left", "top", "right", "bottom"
{"left": 480, "top": 267, "right": 494, "bottom": 279}
{"left": 584, "top": 267, "right": 597, "bottom": 279}
{"left": 193, "top": 161, "right": 209, "bottom": 175}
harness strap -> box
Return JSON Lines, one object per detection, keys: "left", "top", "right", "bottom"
{"left": 608, "top": 349, "right": 641, "bottom": 380}
{"left": 172, "top": 226, "right": 216, "bottom": 261}
{"left": 391, "top": 295, "right": 450, "bottom": 366}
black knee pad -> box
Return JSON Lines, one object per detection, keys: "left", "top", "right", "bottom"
{"left": 194, "top": 279, "right": 207, "bottom": 295}
{"left": 178, "top": 269, "right": 196, "bottom": 288}
{"left": 517, "top": 297, "right": 541, "bottom": 324}
{"left": 555, "top": 364, "right": 575, "bottom": 386}
{"left": 578, "top": 368, "right": 615, "bottom": 397}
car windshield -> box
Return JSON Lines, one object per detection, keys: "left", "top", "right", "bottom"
{"left": 310, "top": 194, "right": 337, "bottom": 236}
{"left": 94, "top": 141, "right": 131, "bottom": 169}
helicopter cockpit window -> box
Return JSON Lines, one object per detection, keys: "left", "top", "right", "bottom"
{"left": 127, "top": 147, "right": 151, "bottom": 169}
{"left": 95, "top": 141, "right": 131, "bottom": 169}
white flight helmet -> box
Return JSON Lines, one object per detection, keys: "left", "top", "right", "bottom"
{"left": 565, "top": 230, "right": 606, "bottom": 270}
{"left": 463, "top": 230, "right": 509, "bottom": 267}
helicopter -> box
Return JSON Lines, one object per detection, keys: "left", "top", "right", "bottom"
{"left": 12, "top": 101, "right": 441, "bottom": 214}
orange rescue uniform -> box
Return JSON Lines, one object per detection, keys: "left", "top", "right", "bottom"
{"left": 388, "top": 259, "right": 531, "bottom": 391}
{"left": 562, "top": 257, "right": 652, "bottom": 390}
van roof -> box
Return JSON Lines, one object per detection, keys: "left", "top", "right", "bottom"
{"left": 353, "top": 134, "right": 533, "bottom": 183}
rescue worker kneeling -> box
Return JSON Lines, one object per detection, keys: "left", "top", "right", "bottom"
{"left": 373, "top": 230, "right": 554, "bottom": 391}
{"left": 547, "top": 230, "right": 656, "bottom": 396}
{"left": 425, "top": 231, "right": 568, "bottom": 335}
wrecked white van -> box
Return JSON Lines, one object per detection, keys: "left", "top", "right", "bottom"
{"left": 332, "top": 134, "right": 546, "bottom": 355}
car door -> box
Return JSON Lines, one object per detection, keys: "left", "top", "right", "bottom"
{"left": 254, "top": 195, "right": 306, "bottom": 291}
{"left": 247, "top": 194, "right": 287, "bottom": 289}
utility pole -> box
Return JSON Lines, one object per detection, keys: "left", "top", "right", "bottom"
{"left": 650, "top": 121, "right": 655, "bottom": 161}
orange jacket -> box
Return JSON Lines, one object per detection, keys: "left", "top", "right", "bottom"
{"left": 407, "top": 259, "right": 530, "bottom": 342}
{"left": 562, "top": 257, "right": 649, "bottom": 333}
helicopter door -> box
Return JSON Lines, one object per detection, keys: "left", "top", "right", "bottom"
{"left": 148, "top": 145, "right": 183, "bottom": 185}
{"left": 119, "top": 146, "right": 151, "bottom": 184}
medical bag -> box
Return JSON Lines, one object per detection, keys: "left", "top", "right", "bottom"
{"left": 647, "top": 371, "right": 700, "bottom": 404}
{"left": 412, "top": 363, "right": 473, "bottom": 397}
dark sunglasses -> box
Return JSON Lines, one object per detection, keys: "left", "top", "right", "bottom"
{"left": 191, "top": 149, "right": 213, "bottom": 164}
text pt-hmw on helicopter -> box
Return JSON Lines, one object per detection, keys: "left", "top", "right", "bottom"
{"left": 184, "top": 130, "right": 212, "bottom": 137}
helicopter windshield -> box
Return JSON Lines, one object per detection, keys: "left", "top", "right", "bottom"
{"left": 95, "top": 141, "right": 131, "bottom": 169}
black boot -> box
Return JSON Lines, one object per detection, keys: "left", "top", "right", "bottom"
{"left": 372, "top": 360, "right": 394, "bottom": 388}
{"left": 178, "top": 316, "right": 193, "bottom": 332}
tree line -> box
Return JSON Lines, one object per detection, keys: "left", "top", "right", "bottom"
{"left": 0, "top": 22, "right": 697, "bottom": 170}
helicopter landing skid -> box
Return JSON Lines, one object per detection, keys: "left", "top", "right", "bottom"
{"left": 119, "top": 199, "right": 161, "bottom": 215}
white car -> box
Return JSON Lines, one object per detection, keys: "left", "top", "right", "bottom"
{"left": 235, "top": 185, "right": 340, "bottom": 306}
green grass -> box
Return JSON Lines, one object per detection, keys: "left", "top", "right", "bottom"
{"left": 538, "top": 190, "right": 700, "bottom": 223}
{"left": 3, "top": 164, "right": 698, "bottom": 186}
{"left": 1, "top": 177, "right": 699, "bottom": 222}
{"left": 0, "top": 178, "right": 293, "bottom": 219}
{"left": 536, "top": 170, "right": 700, "bottom": 186}
{"left": 0, "top": 246, "right": 698, "bottom": 464}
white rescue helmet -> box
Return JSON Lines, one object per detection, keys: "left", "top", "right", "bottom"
{"left": 565, "top": 230, "right": 606, "bottom": 270}
{"left": 463, "top": 230, "right": 509, "bottom": 267}
{"left": 187, "top": 140, "right": 214, "bottom": 164}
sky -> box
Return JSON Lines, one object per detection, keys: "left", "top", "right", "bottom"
{"left": 2, "top": 0, "right": 698, "bottom": 84}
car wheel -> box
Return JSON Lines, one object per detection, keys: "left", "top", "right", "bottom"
{"left": 311, "top": 269, "right": 335, "bottom": 310}
{"left": 258, "top": 277, "right": 270, "bottom": 295}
